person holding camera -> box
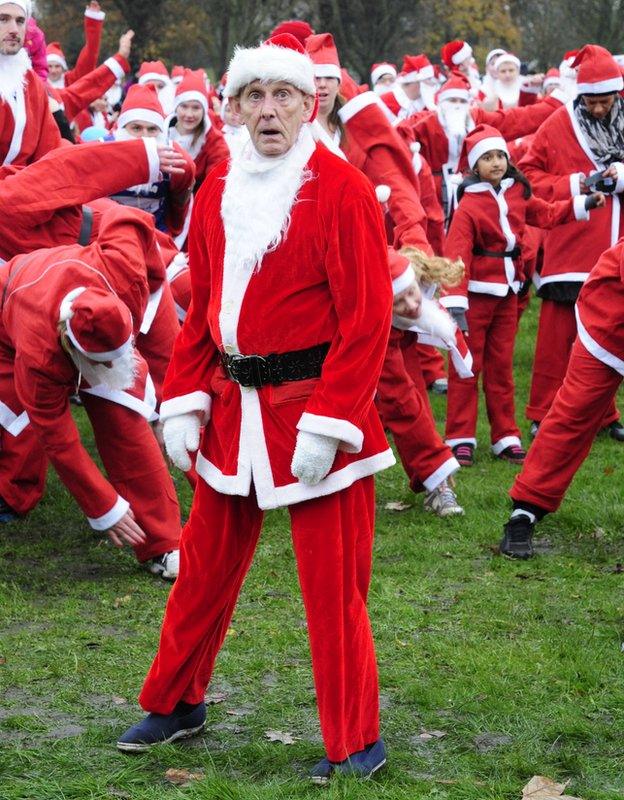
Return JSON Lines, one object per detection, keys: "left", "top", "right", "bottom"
{"left": 520, "top": 44, "right": 624, "bottom": 441}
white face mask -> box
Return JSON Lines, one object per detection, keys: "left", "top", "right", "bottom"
{"left": 70, "top": 346, "right": 138, "bottom": 392}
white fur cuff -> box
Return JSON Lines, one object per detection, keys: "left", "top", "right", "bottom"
{"left": 297, "top": 412, "right": 363, "bottom": 454}
{"left": 160, "top": 391, "right": 212, "bottom": 424}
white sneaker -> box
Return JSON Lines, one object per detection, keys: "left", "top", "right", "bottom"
{"left": 424, "top": 481, "right": 464, "bottom": 517}
{"left": 149, "top": 549, "right": 180, "bottom": 580}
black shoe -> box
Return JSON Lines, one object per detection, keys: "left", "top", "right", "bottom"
{"left": 452, "top": 443, "right": 474, "bottom": 467}
{"left": 117, "top": 701, "right": 206, "bottom": 752}
{"left": 607, "top": 421, "right": 624, "bottom": 442}
{"left": 499, "top": 514, "right": 535, "bottom": 559}
{"left": 310, "top": 739, "right": 387, "bottom": 784}
{"left": 0, "top": 496, "right": 18, "bottom": 524}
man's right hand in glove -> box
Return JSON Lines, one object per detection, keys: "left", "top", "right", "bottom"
{"left": 162, "top": 412, "right": 201, "bottom": 471}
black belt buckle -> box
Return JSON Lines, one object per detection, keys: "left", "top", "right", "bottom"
{"left": 225, "top": 353, "right": 268, "bottom": 388}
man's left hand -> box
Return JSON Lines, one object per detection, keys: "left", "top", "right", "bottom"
{"left": 291, "top": 431, "right": 340, "bottom": 486}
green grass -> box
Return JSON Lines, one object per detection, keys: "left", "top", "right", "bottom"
{"left": 1, "top": 298, "right": 623, "bottom": 800}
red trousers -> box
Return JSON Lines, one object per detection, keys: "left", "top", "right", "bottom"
{"left": 139, "top": 477, "right": 380, "bottom": 762}
{"left": 512, "top": 339, "right": 622, "bottom": 512}
{"left": 0, "top": 395, "right": 180, "bottom": 562}
{"left": 446, "top": 292, "right": 521, "bottom": 452}
{"left": 376, "top": 330, "right": 457, "bottom": 492}
{"left": 413, "top": 343, "right": 446, "bottom": 386}
{"left": 527, "top": 299, "right": 619, "bottom": 425}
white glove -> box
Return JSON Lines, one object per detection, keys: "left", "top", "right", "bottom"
{"left": 162, "top": 413, "right": 201, "bottom": 471}
{"left": 291, "top": 430, "right": 340, "bottom": 486}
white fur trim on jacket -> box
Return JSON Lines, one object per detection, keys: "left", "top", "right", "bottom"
{"left": 297, "top": 412, "right": 364, "bottom": 454}
{"left": 84, "top": 7, "right": 105, "bottom": 20}
{"left": 87, "top": 494, "right": 129, "bottom": 531}
{"left": 575, "top": 306, "right": 624, "bottom": 376}
{"left": 613, "top": 161, "right": 624, "bottom": 193}
{"left": 224, "top": 42, "right": 316, "bottom": 98}
{"left": 0, "top": 400, "right": 29, "bottom": 436}
{"left": 338, "top": 91, "right": 379, "bottom": 124}
{"left": 104, "top": 56, "right": 126, "bottom": 80}
{"left": 160, "top": 391, "right": 212, "bottom": 424}
{"left": 141, "top": 136, "right": 161, "bottom": 184}
{"left": 573, "top": 194, "right": 590, "bottom": 220}
{"left": 569, "top": 172, "right": 584, "bottom": 196}
{"left": 440, "top": 294, "right": 469, "bottom": 310}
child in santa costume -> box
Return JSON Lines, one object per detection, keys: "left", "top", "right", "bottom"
{"left": 442, "top": 124, "right": 604, "bottom": 467}
{"left": 118, "top": 32, "right": 394, "bottom": 782}
{"left": 165, "top": 69, "right": 229, "bottom": 190}
{"left": 499, "top": 237, "right": 624, "bottom": 558}
{"left": 108, "top": 84, "right": 195, "bottom": 239}
{"left": 0, "top": 0, "right": 61, "bottom": 166}
{"left": 0, "top": 238, "right": 181, "bottom": 579}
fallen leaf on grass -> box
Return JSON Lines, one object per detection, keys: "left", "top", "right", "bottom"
{"left": 164, "top": 768, "right": 204, "bottom": 786}
{"left": 226, "top": 706, "right": 253, "bottom": 717}
{"left": 417, "top": 729, "right": 447, "bottom": 741}
{"left": 113, "top": 595, "right": 131, "bottom": 608}
{"left": 264, "top": 729, "right": 299, "bottom": 745}
{"left": 226, "top": 627, "right": 238, "bottom": 637}
{"left": 206, "top": 691, "right": 227, "bottom": 705}
{"left": 522, "top": 775, "right": 582, "bottom": 799}
{"left": 0, "top": 656, "right": 6, "bottom": 665}
{"left": 384, "top": 501, "right": 413, "bottom": 512}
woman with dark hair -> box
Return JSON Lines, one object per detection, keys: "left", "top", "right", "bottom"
{"left": 442, "top": 124, "right": 604, "bottom": 468}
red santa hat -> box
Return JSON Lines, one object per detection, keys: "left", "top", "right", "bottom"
{"left": 171, "top": 65, "right": 186, "bottom": 85}
{"left": 117, "top": 84, "right": 165, "bottom": 131}
{"left": 543, "top": 67, "right": 560, "bottom": 90}
{"left": 494, "top": 52, "right": 521, "bottom": 70}
{"left": 370, "top": 62, "right": 397, "bottom": 84}
{"left": 387, "top": 248, "right": 414, "bottom": 296}
{"left": 60, "top": 287, "right": 133, "bottom": 362}
{"left": 440, "top": 40, "right": 473, "bottom": 68}
{"left": 460, "top": 123, "right": 509, "bottom": 171}
{"left": 436, "top": 74, "right": 471, "bottom": 104}
{"left": 572, "top": 44, "right": 623, "bottom": 95}
{"left": 270, "top": 19, "right": 314, "bottom": 46}
{"left": 306, "top": 33, "right": 341, "bottom": 81}
{"left": 175, "top": 69, "right": 209, "bottom": 114}
{"left": 224, "top": 32, "right": 316, "bottom": 98}
{"left": 398, "top": 54, "right": 434, "bottom": 83}
{"left": 46, "top": 42, "right": 67, "bottom": 70}
{"left": 138, "top": 60, "right": 170, "bottom": 85}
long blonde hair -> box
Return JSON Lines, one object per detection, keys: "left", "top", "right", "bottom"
{"left": 399, "top": 246, "right": 464, "bottom": 287}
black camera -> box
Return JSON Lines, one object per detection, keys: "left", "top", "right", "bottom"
{"left": 584, "top": 170, "right": 616, "bottom": 193}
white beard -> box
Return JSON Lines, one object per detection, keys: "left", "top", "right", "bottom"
{"left": 105, "top": 82, "right": 122, "bottom": 108}
{"left": 374, "top": 81, "right": 394, "bottom": 95}
{"left": 494, "top": 79, "right": 521, "bottom": 108}
{"left": 47, "top": 74, "right": 65, "bottom": 89}
{"left": 70, "top": 346, "right": 139, "bottom": 392}
{"left": 438, "top": 101, "right": 474, "bottom": 166}
{"left": 157, "top": 82, "right": 176, "bottom": 116}
{"left": 0, "top": 48, "right": 30, "bottom": 103}
{"left": 221, "top": 124, "right": 316, "bottom": 275}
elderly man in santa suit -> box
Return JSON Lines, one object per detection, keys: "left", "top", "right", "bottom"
{"left": 0, "top": 0, "right": 61, "bottom": 165}
{"left": 0, "top": 231, "right": 182, "bottom": 578}
{"left": 409, "top": 73, "right": 567, "bottom": 224}
{"left": 378, "top": 54, "right": 436, "bottom": 122}
{"left": 499, "top": 237, "right": 624, "bottom": 558}
{"left": 118, "top": 33, "right": 394, "bottom": 782}
{"left": 519, "top": 44, "right": 624, "bottom": 442}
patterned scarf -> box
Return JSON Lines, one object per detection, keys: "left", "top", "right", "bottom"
{"left": 574, "top": 94, "right": 624, "bottom": 164}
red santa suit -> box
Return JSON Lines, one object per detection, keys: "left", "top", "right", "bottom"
{"left": 442, "top": 126, "right": 591, "bottom": 455}
{"left": 0, "top": 49, "right": 61, "bottom": 166}
{"left": 52, "top": 53, "right": 129, "bottom": 123}
{"left": 0, "top": 234, "right": 180, "bottom": 562}
{"left": 510, "top": 240, "right": 624, "bottom": 512}
{"left": 46, "top": 5, "right": 104, "bottom": 89}
{"left": 139, "top": 103, "right": 395, "bottom": 763}
{"left": 378, "top": 54, "right": 436, "bottom": 123}
{"left": 519, "top": 48, "right": 624, "bottom": 424}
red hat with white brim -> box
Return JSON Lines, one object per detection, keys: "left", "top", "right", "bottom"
{"left": 572, "top": 44, "right": 623, "bottom": 94}
{"left": 60, "top": 287, "right": 133, "bottom": 362}
{"left": 398, "top": 54, "right": 434, "bottom": 83}
{"left": 437, "top": 74, "right": 471, "bottom": 103}
{"left": 441, "top": 40, "right": 473, "bottom": 68}
{"left": 46, "top": 42, "right": 67, "bottom": 69}
{"left": 371, "top": 62, "right": 397, "bottom": 84}
{"left": 175, "top": 69, "right": 209, "bottom": 114}
{"left": 117, "top": 83, "right": 165, "bottom": 131}
{"left": 138, "top": 60, "right": 170, "bottom": 85}
{"left": 306, "top": 32, "right": 341, "bottom": 81}
{"left": 495, "top": 52, "right": 521, "bottom": 70}
{"left": 461, "top": 123, "right": 509, "bottom": 170}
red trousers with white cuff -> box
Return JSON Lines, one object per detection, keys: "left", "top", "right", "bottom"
{"left": 526, "top": 299, "right": 619, "bottom": 426}
{"left": 512, "top": 339, "right": 622, "bottom": 512}
{"left": 445, "top": 292, "right": 521, "bottom": 453}
{"left": 376, "top": 329, "right": 457, "bottom": 492}
{"left": 139, "top": 477, "right": 380, "bottom": 763}
{"left": 0, "top": 394, "right": 180, "bottom": 563}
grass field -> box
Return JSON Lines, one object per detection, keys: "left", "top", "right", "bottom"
{"left": 1, "top": 297, "right": 623, "bottom": 800}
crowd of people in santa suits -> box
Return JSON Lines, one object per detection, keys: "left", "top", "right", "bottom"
{"left": 1, "top": 0, "right": 623, "bottom": 578}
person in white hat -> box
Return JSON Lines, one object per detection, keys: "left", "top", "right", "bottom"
{"left": 0, "top": 0, "right": 61, "bottom": 165}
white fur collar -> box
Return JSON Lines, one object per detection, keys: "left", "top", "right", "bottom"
{"left": 0, "top": 48, "right": 30, "bottom": 103}
{"left": 220, "top": 125, "right": 316, "bottom": 275}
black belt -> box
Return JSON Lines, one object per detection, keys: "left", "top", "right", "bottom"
{"left": 78, "top": 205, "right": 93, "bottom": 246}
{"left": 473, "top": 245, "right": 521, "bottom": 259}
{"left": 220, "top": 342, "right": 330, "bottom": 389}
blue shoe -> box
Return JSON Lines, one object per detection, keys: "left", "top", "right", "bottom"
{"left": 310, "top": 739, "right": 387, "bottom": 784}
{"left": 116, "top": 701, "right": 206, "bottom": 752}
{"left": 0, "top": 497, "right": 18, "bottom": 524}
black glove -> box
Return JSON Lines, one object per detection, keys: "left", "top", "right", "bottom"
{"left": 448, "top": 307, "right": 468, "bottom": 333}
{"left": 584, "top": 193, "right": 602, "bottom": 210}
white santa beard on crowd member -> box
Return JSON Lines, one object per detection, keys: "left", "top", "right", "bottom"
{"left": 0, "top": 48, "right": 30, "bottom": 102}
{"left": 438, "top": 101, "right": 475, "bottom": 166}
{"left": 105, "top": 82, "right": 122, "bottom": 108}
{"left": 47, "top": 74, "right": 65, "bottom": 89}
{"left": 69, "top": 346, "right": 139, "bottom": 392}
{"left": 158, "top": 83, "right": 176, "bottom": 115}
{"left": 494, "top": 78, "right": 521, "bottom": 108}
{"left": 221, "top": 124, "right": 316, "bottom": 276}
{"left": 374, "top": 80, "right": 394, "bottom": 95}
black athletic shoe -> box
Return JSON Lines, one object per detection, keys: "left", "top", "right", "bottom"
{"left": 117, "top": 701, "right": 206, "bottom": 752}
{"left": 607, "top": 420, "right": 624, "bottom": 442}
{"left": 499, "top": 514, "right": 535, "bottom": 559}
{"left": 0, "top": 496, "right": 18, "bottom": 524}
{"left": 310, "top": 739, "right": 387, "bottom": 784}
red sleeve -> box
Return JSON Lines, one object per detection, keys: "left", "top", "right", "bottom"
{"left": 477, "top": 93, "right": 563, "bottom": 140}
{"left": 64, "top": 10, "right": 104, "bottom": 86}
{"left": 525, "top": 194, "right": 582, "bottom": 228}
{"left": 519, "top": 123, "right": 582, "bottom": 201}
{"left": 419, "top": 155, "right": 445, "bottom": 254}
{"left": 166, "top": 143, "right": 196, "bottom": 236}
{"left": 441, "top": 203, "right": 474, "bottom": 304}
{"left": 340, "top": 92, "right": 432, "bottom": 254}
{"left": 58, "top": 55, "right": 128, "bottom": 121}
{"left": 193, "top": 123, "right": 230, "bottom": 186}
